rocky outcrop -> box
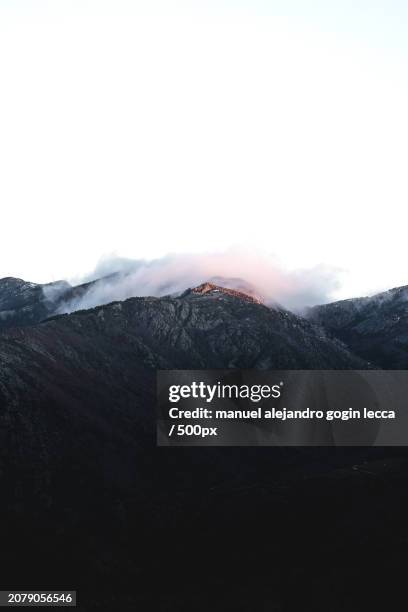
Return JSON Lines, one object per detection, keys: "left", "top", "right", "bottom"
{"left": 187, "top": 282, "right": 263, "bottom": 304}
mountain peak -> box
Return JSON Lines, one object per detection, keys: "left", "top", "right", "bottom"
{"left": 0, "top": 276, "right": 37, "bottom": 288}
{"left": 186, "top": 282, "right": 263, "bottom": 304}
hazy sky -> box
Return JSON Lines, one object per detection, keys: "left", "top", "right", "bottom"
{"left": 1, "top": 1, "right": 407, "bottom": 299}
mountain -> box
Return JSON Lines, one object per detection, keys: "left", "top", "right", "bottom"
{"left": 0, "top": 276, "right": 70, "bottom": 330}
{"left": 307, "top": 285, "right": 408, "bottom": 368}
{"left": 0, "top": 274, "right": 123, "bottom": 330}
{"left": 0, "top": 274, "right": 267, "bottom": 330}
{"left": 3, "top": 282, "right": 367, "bottom": 373}
{"left": 0, "top": 277, "right": 365, "bottom": 367}
{"left": 3, "top": 272, "right": 407, "bottom": 373}
{"left": 0, "top": 280, "right": 404, "bottom": 609}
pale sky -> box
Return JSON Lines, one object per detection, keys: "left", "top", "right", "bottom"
{"left": 1, "top": 1, "right": 407, "bottom": 300}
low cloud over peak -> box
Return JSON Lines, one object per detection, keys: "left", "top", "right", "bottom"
{"left": 50, "top": 249, "right": 342, "bottom": 314}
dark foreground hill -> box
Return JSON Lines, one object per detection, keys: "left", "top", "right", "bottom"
{"left": 307, "top": 285, "right": 408, "bottom": 368}
{"left": 0, "top": 283, "right": 406, "bottom": 610}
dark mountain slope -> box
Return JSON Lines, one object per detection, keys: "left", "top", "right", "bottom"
{"left": 307, "top": 285, "right": 408, "bottom": 368}
{"left": 1, "top": 284, "right": 367, "bottom": 374}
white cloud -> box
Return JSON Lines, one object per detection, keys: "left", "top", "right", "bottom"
{"left": 53, "top": 248, "right": 342, "bottom": 312}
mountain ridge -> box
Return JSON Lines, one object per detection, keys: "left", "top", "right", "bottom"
{"left": 307, "top": 284, "right": 408, "bottom": 368}
{"left": 1, "top": 273, "right": 408, "bottom": 368}
{"left": 181, "top": 282, "right": 264, "bottom": 305}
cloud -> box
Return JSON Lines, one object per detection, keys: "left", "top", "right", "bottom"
{"left": 50, "top": 248, "right": 342, "bottom": 314}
